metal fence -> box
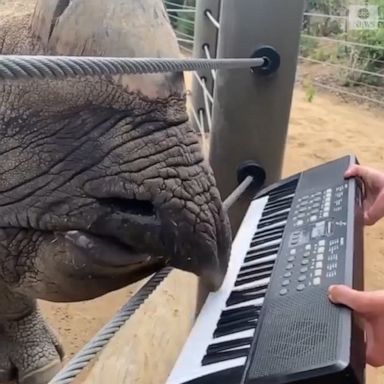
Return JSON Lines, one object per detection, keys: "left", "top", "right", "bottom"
{"left": 165, "top": 0, "right": 384, "bottom": 108}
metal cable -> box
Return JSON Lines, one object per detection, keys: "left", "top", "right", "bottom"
{"left": 193, "top": 71, "right": 214, "bottom": 103}
{"left": 205, "top": 10, "right": 220, "bottom": 30}
{"left": 202, "top": 78, "right": 212, "bottom": 131}
{"left": 203, "top": 44, "right": 216, "bottom": 81}
{"left": 223, "top": 176, "right": 254, "bottom": 211}
{"left": 48, "top": 267, "right": 172, "bottom": 384}
{"left": 0, "top": 55, "right": 265, "bottom": 81}
{"left": 299, "top": 55, "right": 384, "bottom": 79}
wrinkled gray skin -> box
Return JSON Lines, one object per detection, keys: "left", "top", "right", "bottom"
{"left": 0, "top": 1, "right": 232, "bottom": 383}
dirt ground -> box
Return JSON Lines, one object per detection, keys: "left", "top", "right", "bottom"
{"left": 2, "top": 0, "right": 384, "bottom": 382}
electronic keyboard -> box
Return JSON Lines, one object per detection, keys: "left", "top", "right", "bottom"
{"left": 166, "top": 155, "right": 366, "bottom": 384}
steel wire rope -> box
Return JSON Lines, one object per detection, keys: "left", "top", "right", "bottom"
{"left": 204, "top": 10, "right": 220, "bottom": 30}
{"left": 203, "top": 44, "right": 216, "bottom": 81}
{"left": 0, "top": 55, "right": 266, "bottom": 81}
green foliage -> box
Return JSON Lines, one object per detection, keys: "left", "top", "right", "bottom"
{"left": 302, "top": 0, "right": 384, "bottom": 88}
{"left": 304, "top": 80, "right": 317, "bottom": 102}
{"left": 164, "top": 0, "right": 196, "bottom": 51}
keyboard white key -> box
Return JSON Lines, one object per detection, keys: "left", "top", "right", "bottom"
{"left": 166, "top": 182, "right": 296, "bottom": 384}
{"left": 242, "top": 254, "right": 277, "bottom": 268}
{"left": 248, "top": 238, "right": 281, "bottom": 251}
{"left": 232, "top": 277, "right": 270, "bottom": 291}
{"left": 166, "top": 196, "right": 270, "bottom": 384}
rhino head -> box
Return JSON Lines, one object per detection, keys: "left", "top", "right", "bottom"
{"left": 0, "top": 0, "right": 232, "bottom": 303}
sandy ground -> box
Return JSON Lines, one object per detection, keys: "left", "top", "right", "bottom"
{"left": 2, "top": 0, "right": 384, "bottom": 382}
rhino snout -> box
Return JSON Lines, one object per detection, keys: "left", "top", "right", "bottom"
{"left": 80, "top": 186, "right": 232, "bottom": 291}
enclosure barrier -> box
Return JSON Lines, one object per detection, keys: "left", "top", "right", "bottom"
{"left": 189, "top": 0, "right": 305, "bottom": 236}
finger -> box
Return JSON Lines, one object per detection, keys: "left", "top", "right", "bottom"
{"left": 328, "top": 285, "right": 370, "bottom": 313}
{"left": 344, "top": 164, "right": 370, "bottom": 179}
{"left": 365, "top": 192, "right": 384, "bottom": 225}
{"left": 366, "top": 321, "right": 384, "bottom": 367}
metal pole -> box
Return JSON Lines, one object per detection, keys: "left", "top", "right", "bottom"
{"left": 191, "top": 0, "right": 221, "bottom": 133}
{"left": 209, "top": 0, "right": 305, "bottom": 235}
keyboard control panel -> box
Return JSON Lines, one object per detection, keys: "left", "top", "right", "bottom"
{"left": 274, "top": 182, "right": 350, "bottom": 298}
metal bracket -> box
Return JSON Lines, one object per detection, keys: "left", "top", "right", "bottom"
{"left": 237, "top": 160, "right": 266, "bottom": 189}
{"left": 250, "top": 45, "right": 281, "bottom": 76}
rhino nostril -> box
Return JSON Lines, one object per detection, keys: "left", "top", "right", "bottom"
{"left": 97, "top": 198, "right": 155, "bottom": 216}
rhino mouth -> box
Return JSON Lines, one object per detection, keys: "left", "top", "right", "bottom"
{"left": 62, "top": 230, "right": 161, "bottom": 269}
{"left": 59, "top": 197, "right": 168, "bottom": 271}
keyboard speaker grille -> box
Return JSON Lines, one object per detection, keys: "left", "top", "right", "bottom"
{"left": 246, "top": 287, "right": 342, "bottom": 380}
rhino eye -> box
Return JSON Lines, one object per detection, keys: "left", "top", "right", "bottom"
{"left": 97, "top": 198, "right": 155, "bottom": 216}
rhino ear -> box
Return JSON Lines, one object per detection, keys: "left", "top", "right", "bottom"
{"left": 31, "top": 0, "right": 70, "bottom": 47}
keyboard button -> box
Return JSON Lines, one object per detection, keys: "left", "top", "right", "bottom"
{"left": 300, "top": 266, "right": 308, "bottom": 273}
{"left": 313, "top": 277, "right": 321, "bottom": 285}
{"left": 286, "top": 263, "right": 294, "bottom": 270}
{"left": 301, "top": 259, "right": 309, "bottom": 265}
{"left": 279, "top": 288, "right": 288, "bottom": 295}
{"left": 287, "top": 256, "right": 295, "bottom": 262}
{"left": 283, "top": 271, "right": 292, "bottom": 278}
{"left": 298, "top": 275, "right": 306, "bottom": 282}
{"left": 282, "top": 279, "right": 290, "bottom": 286}
{"left": 296, "top": 284, "right": 305, "bottom": 291}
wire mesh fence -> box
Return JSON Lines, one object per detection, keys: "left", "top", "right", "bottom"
{"left": 164, "top": 0, "right": 384, "bottom": 108}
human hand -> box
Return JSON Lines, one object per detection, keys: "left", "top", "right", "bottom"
{"left": 345, "top": 164, "right": 384, "bottom": 225}
{"left": 328, "top": 284, "right": 384, "bottom": 367}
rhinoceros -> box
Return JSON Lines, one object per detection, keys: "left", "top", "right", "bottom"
{"left": 0, "top": 1, "right": 232, "bottom": 383}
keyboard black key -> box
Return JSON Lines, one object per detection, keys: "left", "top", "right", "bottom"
{"left": 237, "top": 265, "right": 273, "bottom": 279}
{"left": 206, "top": 337, "right": 253, "bottom": 354}
{"left": 226, "top": 289, "right": 267, "bottom": 306}
{"left": 262, "top": 201, "right": 292, "bottom": 216}
{"left": 235, "top": 272, "right": 272, "bottom": 287}
{"left": 217, "top": 312, "right": 258, "bottom": 328}
{"left": 258, "top": 212, "right": 288, "bottom": 225}
{"left": 202, "top": 347, "right": 250, "bottom": 366}
{"left": 247, "top": 243, "right": 279, "bottom": 254}
{"left": 252, "top": 225, "right": 284, "bottom": 240}
{"left": 242, "top": 256, "right": 275, "bottom": 267}
{"left": 258, "top": 216, "right": 288, "bottom": 229}
{"left": 240, "top": 261, "right": 274, "bottom": 275}
{"left": 219, "top": 304, "right": 262, "bottom": 319}
{"left": 213, "top": 320, "right": 257, "bottom": 338}
{"left": 245, "top": 249, "right": 278, "bottom": 261}
{"left": 251, "top": 233, "right": 282, "bottom": 247}
{"left": 246, "top": 245, "right": 279, "bottom": 256}
{"left": 219, "top": 306, "right": 260, "bottom": 323}
{"left": 266, "top": 195, "right": 293, "bottom": 207}
{"left": 262, "top": 203, "right": 291, "bottom": 217}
